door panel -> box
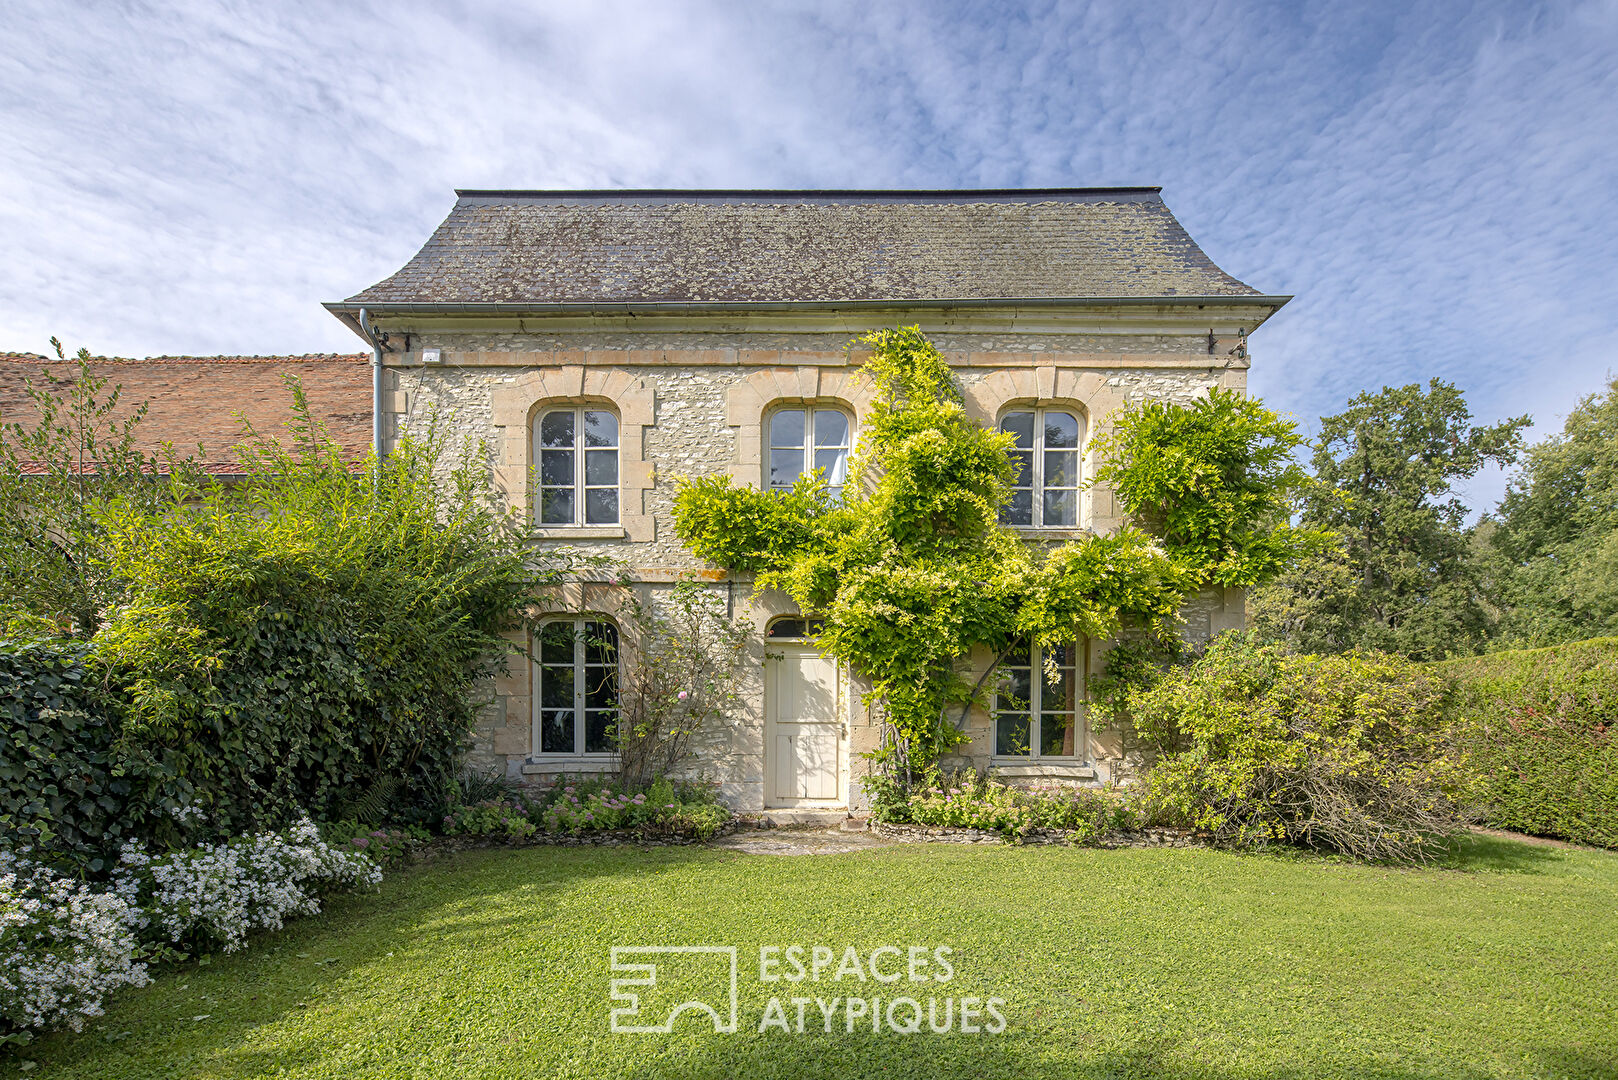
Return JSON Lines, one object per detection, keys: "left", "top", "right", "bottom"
{"left": 765, "top": 645, "right": 843, "bottom": 806}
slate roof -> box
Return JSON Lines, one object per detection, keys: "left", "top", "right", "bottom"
{"left": 336, "top": 188, "right": 1272, "bottom": 310}
{"left": 0, "top": 352, "right": 372, "bottom": 474}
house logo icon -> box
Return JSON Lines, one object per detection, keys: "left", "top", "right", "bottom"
{"left": 609, "top": 946, "right": 740, "bottom": 1034}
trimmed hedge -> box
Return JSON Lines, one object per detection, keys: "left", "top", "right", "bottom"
{"left": 1439, "top": 637, "right": 1618, "bottom": 848}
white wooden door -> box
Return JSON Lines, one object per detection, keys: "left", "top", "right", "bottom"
{"left": 765, "top": 645, "right": 843, "bottom": 806}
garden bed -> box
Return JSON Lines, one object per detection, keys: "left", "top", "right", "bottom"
{"left": 872, "top": 820, "right": 1201, "bottom": 847}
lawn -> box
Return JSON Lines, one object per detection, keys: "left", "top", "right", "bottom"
{"left": 13, "top": 836, "right": 1618, "bottom": 1080}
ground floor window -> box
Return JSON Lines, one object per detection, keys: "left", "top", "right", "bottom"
{"left": 993, "top": 639, "right": 1082, "bottom": 758}
{"left": 534, "top": 618, "right": 619, "bottom": 756}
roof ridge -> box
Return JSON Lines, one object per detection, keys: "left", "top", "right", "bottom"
{"left": 1, "top": 352, "right": 369, "bottom": 364}
{"left": 454, "top": 186, "right": 1164, "bottom": 204}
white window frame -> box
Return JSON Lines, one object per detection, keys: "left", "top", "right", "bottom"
{"left": 998, "top": 407, "right": 1083, "bottom": 528}
{"left": 531, "top": 617, "right": 620, "bottom": 761}
{"left": 533, "top": 406, "right": 620, "bottom": 527}
{"left": 991, "top": 639, "right": 1084, "bottom": 761}
{"left": 765, "top": 405, "right": 854, "bottom": 497}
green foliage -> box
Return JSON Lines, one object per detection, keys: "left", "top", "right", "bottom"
{"left": 1133, "top": 632, "right": 1468, "bottom": 862}
{"left": 672, "top": 327, "right": 1192, "bottom": 768}
{"left": 880, "top": 769, "right": 1147, "bottom": 842}
{"left": 0, "top": 340, "right": 205, "bottom": 635}
{"left": 1091, "top": 388, "right": 1325, "bottom": 589}
{"left": 1487, "top": 377, "right": 1618, "bottom": 646}
{"left": 83, "top": 387, "right": 545, "bottom": 837}
{"left": 1251, "top": 379, "right": 1529, "bottom": 660}
{"left": 0, "top": 379, "right": 556, "bottom": 872}
{"left": 1086, "top": 635, "right": 1190, "bottom": 738}
{"left": 442, "top": 777, "right": 731, "bottom": 841}
{"left": 0, "top": 636, "right": 191, "bottom": 873}
{"left": 1438, "top": 637, "right": 1618, "bottom": 848}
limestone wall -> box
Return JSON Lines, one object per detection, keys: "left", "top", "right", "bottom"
{"left": 383, "top": 322, "right": 1251, "bottom": 809}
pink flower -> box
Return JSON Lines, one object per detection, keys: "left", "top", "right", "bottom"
{"left": 678, "top": 690, "right": 689, "bottom": 700}
{"left": 352, "top": 837, "right": 370, "bottom": 849}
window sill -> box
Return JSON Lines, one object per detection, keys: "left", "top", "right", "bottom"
{"left": 522, "top": 755, "right": 620, "bottom": 776}
{"left": 531, "top": 526, "right": 626, "bottom": 540}
{"left": 989, "top": 760, "right": 1097, "bottom": 780}
{"left": 1009, "top": 527, "right": 1093, "bottom": 541}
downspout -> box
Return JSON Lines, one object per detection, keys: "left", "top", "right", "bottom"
{"left": 357, "top": 308, "right": 385, "bottom": 464}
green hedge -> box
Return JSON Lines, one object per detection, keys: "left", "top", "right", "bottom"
{"left": 1438, "top": 637, "right": 1618, "bottom": 848}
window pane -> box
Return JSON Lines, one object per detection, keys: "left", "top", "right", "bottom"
{"left": 1003, "top": 639, "right": 1031, "bottom": 666}
{"left": 584, "top": 622, "right": 618, "bottom": 666}
{"left": 813, "top": 410, "right": 849, "bottom": 447}
{"left": 540, "top": 449, "right": 574, "bottom": 486}
{"left": 540, "top": 664, "right": 574, "bottom": 709}
{"left": 540, "top": 488, "right": 574, "bottom": 524}
{"left": 769, "top": 409, "right": 806, "bottom": 449}
{"left": 1044, "top": 450, "right": 1078, "bottom": 488}
{"left": 1043, "top": 489, "right": 1076, "bottom": 527}
{"left": 1040, "top": 714, "right": 1075, "bottom": 756}
{"left": 995, "top": 667, "right": 1031, "bottom": 713}
{"left": 584, "top": 711, "right": 615, "bottom": 753}
{"left": 769, "top": 448, "right": 804, "bottom": 488}
{"left": 1009, "top": 449, "right": 1032, "bottom": 487}
{"left": 539, "top": 411, "right": 575, "bottom": 449}
{"left": 995, "top": 714, "right": 1031, "bottom": 756}
{"left": 585, "top": 449, "right": 617, "bottom": 485}
{"left": 541, "top": 710, "right": 575, "bottom": 754}
{"left": 1001, "top": 489, "right": 1032, "bottom": 526}
{"left": 767, "top": 619, "right": 807, "bottom": 639}
{"left": 585, "top": 676, "right": 617, "bottom": 712}
{"left": 538, "top": 623, "right": 575, "bottom": 664}
{"left": 813, "top": 447, "right": 848, "bottom": 488}
{"left": 585, "top": 488, "right": 618, "bottom": 524}
{"left": 583, "top": 410, "right": 618, "bottom": 448}
{"left": 1000, "top": 412, "right": 1035, "bottom": 448}
{"left": 1044, "top": 411, "right": 1079, "bottom": 448}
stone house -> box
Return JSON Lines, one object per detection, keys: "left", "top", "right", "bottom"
{"left": 326, "top": 188, "right": 1288, "bottom": 812}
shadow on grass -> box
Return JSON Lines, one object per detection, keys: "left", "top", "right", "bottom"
{"left": 617, "top": 1033, "right": 1618, "bottom": 1080}
{"left": 1437, "top": 832, "right": 1568, "bottom": 874}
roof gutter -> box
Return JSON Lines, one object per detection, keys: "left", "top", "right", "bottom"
{"left": 326, "top": 293, "right": 1290, "bottom": 333}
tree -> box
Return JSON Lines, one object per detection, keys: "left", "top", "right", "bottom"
{"left": 0, "top": 340, "right": 200, "bottom": 634}
{"left": 1250, "top": 379, "right": 1528, "bottom": 659}
{"left": 674, "top": 327, "right": 1311, "bottom": 772}
{"left": 1487, "top": 375, "right": 1618, "bottom": 645}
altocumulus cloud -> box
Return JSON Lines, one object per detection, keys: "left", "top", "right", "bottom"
{"left": 1, "top": 0, "right": 1614, "bottom": 510}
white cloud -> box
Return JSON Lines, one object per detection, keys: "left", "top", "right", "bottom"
{"left": 2, "top": 0, "right": 1615, "bottom": 511}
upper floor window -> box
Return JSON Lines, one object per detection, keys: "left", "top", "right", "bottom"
{"left": 999, "top": 409, "right": 1080, "bottom": 527}
{"left": 535, "top": 407, "right": 618, "bottom": 526}
{"left": 534, "top": 618, "right": 619, "bottom": 756}
{"left": 993, "top": 639, "right": 1081, "bottom": 759}
{"left": 768, "top": 406, "right": 852, "bottom": 498}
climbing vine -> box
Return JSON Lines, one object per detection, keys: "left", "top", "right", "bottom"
{"left": 672, "top": 328, "right": 1310, "bottom": 771}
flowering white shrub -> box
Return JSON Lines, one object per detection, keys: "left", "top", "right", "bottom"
{"left": 113, "top": 818, "right": 381, "bottom": 953}
{"left": 0, "top": 853, "right": 148, "bottom": 1044}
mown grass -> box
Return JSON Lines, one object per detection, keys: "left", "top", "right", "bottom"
{"left": 11, "top": 835, "right": 1618, "bottom": 1079}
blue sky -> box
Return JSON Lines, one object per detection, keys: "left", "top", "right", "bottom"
{"left": 3, "top": 0, "right": 1616, "bottom": 512}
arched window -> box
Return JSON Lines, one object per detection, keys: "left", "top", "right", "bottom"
{"left": 767, "top": 406, "right": 853, "bottom": 498}
{"left": 993, "top": 638, "right": 1082, "bottom": 759}
{"left": 534, "top": 618, "right": 619, "bottom": 757}
{"left": 998, "top": 408, "right": 1081, "bottom": 527}
{"left": 534, "top": 407, "right": 619, "bottom": 526}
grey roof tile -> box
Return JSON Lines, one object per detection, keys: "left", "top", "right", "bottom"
{"left": 343, "top": 189, "right": 1262, "bottom": 306}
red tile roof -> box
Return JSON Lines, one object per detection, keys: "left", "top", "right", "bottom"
{"left": 0, "top": 352, "right": 373, "bottom": 475}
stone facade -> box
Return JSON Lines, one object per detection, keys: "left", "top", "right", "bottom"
{"left": 371, "top": 313, "right": 1262, "bottom": 811}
